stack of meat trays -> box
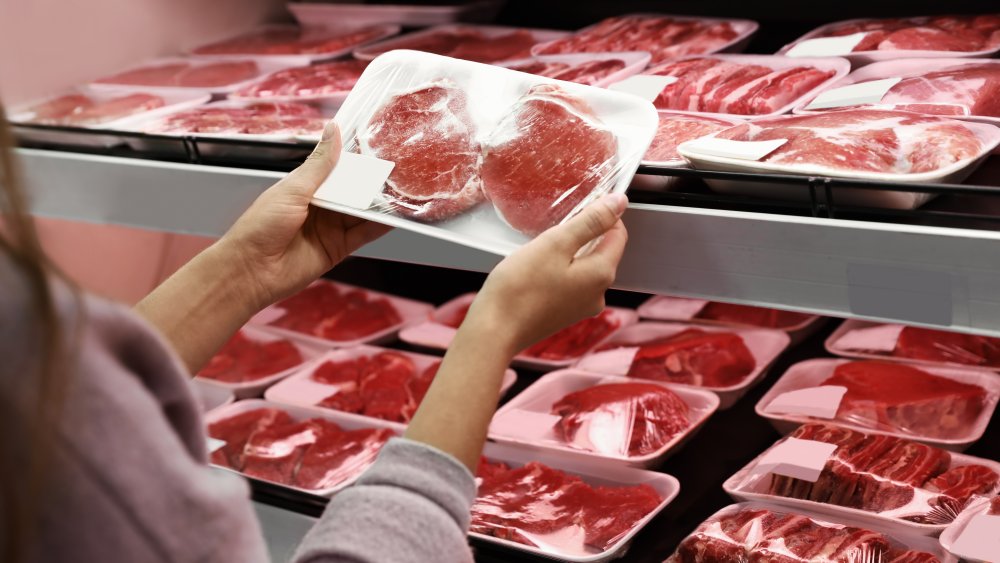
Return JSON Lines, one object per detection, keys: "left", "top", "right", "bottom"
{"left": 939, "top": 495, "right": 1000, "bottom": 561}
{"left": 638, "top": 295, "right": 826, "bottom": 344}
{"left": 399, "top": 292, "right": 638, "bottom": 371}
{"left": 827, "top": 320, "right": 1000, "bottom": 372}
{"left": 353, "top": 24, "right": 569, "bottom": 64}
{"left": 263, "top": 345, "right": 518, "bottom": 426}
{"left": 287, "top": 1, "right": 505, "bottom": 28}
{"left": 574, "top": 322, "right": 790, "bottom": 409}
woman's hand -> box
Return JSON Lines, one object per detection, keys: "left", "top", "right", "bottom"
{"left": 218, "top": 120, "right": 392, "bottom": 312}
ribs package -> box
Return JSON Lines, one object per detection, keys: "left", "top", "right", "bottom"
{"left": 195, "top": 327, "right": 321, "bottom": 398}
{"left": 397, "top": 292, "right": 638, "bottom": 370}
{"left": 230, "top": 60, "right": 369, "bottom": 108}
{"left": 498, "top": 52, "right": 650, "bottom": 88}
{"left": 471, "top": 441, "right": 679, "bottom": 562}
{"left": 665, "top": 502, "right": 957, "bottom": 563}
{"left": 489, "top": 369, "right": 718, "bottom": 467}
{"left": 574, "top": 322, "right": 790, "bottom": 409}
{"left": 939, "top": 496, "right": 1000, "bottom": 561}
{"left": 827, "top": 319, "right": 1000, "bottom": 371}
{"left": 90, "top": 57, "right": 293, "bottom": 95}
{"left": 755, "top": 359, "right": 1000, "bottom": 450}
{"left": 205, "top": 399, "right": 396, "bottom": 496}
{"left": 310, "top": 49, "right": 657, "bottom": 255}
{"left": 264, "top": 345, "right": 517, "bottom": 426}
{"left": 248, "top": 280, "right": 432, "bottom": 348}
{"left": 796, "top": 59, "right": 1000, "bottom": 124}
{"left": 723, "top": 423, "right": 1000, "bottom": 536}
{"left": 778, "top": 14, "right": 1000, "bottom": 66}
{"left": 191, "top": 24, "right": 400, "bottom": 64}
{"left": 676, "top": 109, "right": 1000, "bottom": 210}
{"left": 353, "top": 24, "right": 568, "bottom": 64}
{"left": 531, "top": 14, "right": 758, "bottom": 66}
{"left": 637, "top": 295, "right": 823, "bottom": 343}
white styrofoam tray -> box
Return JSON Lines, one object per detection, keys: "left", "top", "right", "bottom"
{"left": 496, "top": 51, "right": 651, "bottom": 88}
{"left": 488, "top": 369, "right": 719, "bottom": 468}
{"left": 574, "top": 322, "right": 791, "bottom": 410}
{"left": 191, "top": 379, "right": 235, "bottom": 413}
{"left": 353, "top": 23, "right": 569, "bottom": 61}
{"left": 939, "top": 497, "right": 996, "bottom": 562}
{"left": 192, "top": 24, "right": 401, "bottom": 65}
{"left": 754, "top": 358, "right": 1000, "bottom": 451}
{"left": 264, "top": 344, "right": 518, "bottom": 428}
{"left": 88, "top": 57, "right": 299, "bottom": 96}
{"left": 289, "top": 1, "right": 504, "bottom": 28}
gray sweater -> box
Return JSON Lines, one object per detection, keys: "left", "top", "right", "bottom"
{"left": 0, "top": 264, "right": 477, "bottom": 563}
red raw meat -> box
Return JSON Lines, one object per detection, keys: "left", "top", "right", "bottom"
{"left": 507, "top": 60, "right": 570, "bottom": 76}
{"left": 566, "top": 482, "right": 664, "bottom": 549}
{"left": 551, "top": 382, "right": 690, "bottom": 456}
{"left": 925, "top": 464, "right": 999, "bottom": 504}
{"left": 175, "top": 61, "right": 260, "bottom": 88}
{"left": 26, "top": 94, "right": 95, "bottom": 124}
{"left": 696, "top": 302, "right": 812, "bottom": 329}
{"left": 294, "top": 426, "right": 393, "bottom": 490}
{"left": 406, "top": 361, "right": 439, "bottom": 406}
{"left": 714, "top": 109, "right": 984, "bottom": 175}
{"left": 315, "top": 352, "right": 436, "bottom": 423}
{"left": 991, "top": 496, "right": 1000, "bottom": 515}
{"left": 235, "top": 60, "right": 368, "bottom": 99}
{"left": 311, "top": 357, "right": 367, "bottom": 387}
{"left": 198, "top": 330, "right": 301, "bottom": 383}
{"left": 482, "top": 84, "right": 618, "bottom": 236}
{"left": 821, "top": 361, "right": 987, "bottom": 439}
{"left": 887, "top": 551, "right": 943, "bottom": 563}
{"left": 537, "top": 15, "right": 740, "bottom": 65}
{"left": 358, "top": 80, "right": 484, "bottom": 222}
{"left": 95, "top": 62, "right": 190, "bottom": 86}
{"left": 207, "top": 408, "right": 292, "bottom": 469}
{"left": 34, "top": 93, "right": 165, "bottom": 126}
{"left": 155, "top": 101, "right": 324, "bottom": 136}
{"left": 644, "top": 114, "right": 735, "bottom": 164}
{"left": 523, "top": 309, "right": 621, "bottom": 360}
{"left": 893, "top": 326, "right": 1000, "bottom": 367}
{"left": 549, "top": 59, "right": 626, "bottom": 85}
{"left": 880, "top": 27, "right": 985, "bottom": 52}
{"left": 194, "top": 26, "right": 387, "bottom": 56}
{"left": 269, "top": 284, "right": 404, "bottom": 342}
{"left": 807, "top": 15, "right": 1000, "bottom": 53}
{"left": 241, "top": 419, "right": 323, "bottom": 483}
{"left": 619, "top": 328, "right": 756, "bottom": 388}
{"left": 372, "top": 28, "right": 539, "bottom": 63}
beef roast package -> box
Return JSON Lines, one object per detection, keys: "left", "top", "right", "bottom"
{"left": 192, "top": 24, "right": 400, "bottom": 64}
{"left": 264, "top": 345, "right": 517, "bottom": 426}
{"left": 755, "top": 359, "right": 1000, "bottom": 451}
{"left": 665, "top": 502, "right": 957, "bottom": 562}
{"left": 637, "top": 295, "right": 824, "bottom": 344}
{"left": 940, "top": 496, "right": 1000, "bottom": 562}
{"left": 353, "top": 24, "right": 569, "bottom": 63}
{"left": 310, "top": 50, "right": 657, "bottom": 255}
{"left": 827, "top": 319, "right": 1000, "bottom": 372}
{"left": 489, "top": 369, "right": 718, "bottom": 467}
{"left": 723, "top": 423, "right": 1000, "bottom": 537}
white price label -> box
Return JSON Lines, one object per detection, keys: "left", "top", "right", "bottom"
{"left": 753, "top": 437, "right": 837, "bottom": 482}
{"left": 806, "top": 77, "right": 902, "bottom": 110}
{"left": 681, "top": 137, "right": 788, "bottom": 161}
{"left": 490, "top": 409, "right": 562, "bottom": 441}
{"left": 765, "top": 386, "right": 848, "bottom": 419}
{"left": 313, "top": 151, "right": 395, "bottom": 210}
{"left": 834, "top": 324, "right": 904, "bottom": 353}
{"left": 786, "top": 32, "right": 868, "bottom": 57}
{"left": 608, "top": 75, "right": 679, "bottom": 102}
{"left": 207, "top": 437, "right": 226, "bottom": 453}
{"left": 953, "top": 513, "right": 1000, "bottom": 562}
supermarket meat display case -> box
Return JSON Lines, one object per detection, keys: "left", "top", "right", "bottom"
{"left": 12, "top": 1, "right": 1000, "bottom": 561}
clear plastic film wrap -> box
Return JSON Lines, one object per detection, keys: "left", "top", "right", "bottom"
{"left": 828, "top": 321, "right": 1000, "bottom": 371}
{"left": 191, "top": 24, "right": 400, "bottom": 62}
{"left": 354, "top": 24, "right": 569, "bottom": 64}
{"left": 665, "top": 503, "right": 957, "bottom": 563}
{"left": 312, "top": 49, "right": 657, "bottom": 255}
{"left": 230, "top": 59, "right": 370, "bottom": 107}
{"left": 498, "top": 52, "right": 650, "bottom": 88}
{"left": 134, "top": 100, "right": 329, "bottom": 139}
{"left": 89, "top": 58, "right": 294, "bottom": 95}
{"left": 727, "top": 424, "right": 1000, "bottom": 533}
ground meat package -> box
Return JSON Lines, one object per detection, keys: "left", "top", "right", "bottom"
{"left": 723, "top": 423, "right": 1000, "bottom": 537}
{"left": 666, "top": 502, "right": 957, "bottom": 563}
{"left": 249, "top": 279, "right": 433, "bottom": 348}
{"left": 939, "top": 497, "right": 1000, "bottom": 562}
{"left": 230, "top": 60, "right": 369, "bottom": 108}
{"left": 288, "top": 1, "right": 504, "bottom": 28}
{"left": 637, "top": 296, "right": 825, "bottom": 344}
{"left": 531, "top": 14, "right": 759, "bottom": 66}
{"left": 205, "top": 399, "right": 397, "bottom": 496}
{"left": 498, "top": 52, "right": 650, "bottom": 88}
{"left": 310, "top": 50, "right": 657, "bottom": 255}
{"left": 194, "top": 327, "right": 322, "bottom": 398}
{"left": 755, "top": 359, "right": 1000, "bottom": 451}
{"left": 192, "top": 24, "right": 400, "bottom": 64}
{"left": 795, "top": 58, "right": 1000, "bottom": 126}
{"left": 471, "top": 441, "right": 679, "bottom": 562}
{"left": 353, "top": 24, "right": 569, "bottom": 64}
{"left": 489, "top": 369, "right": 718, "bottom": 468}
{"left": 397, "top": 292, "right": 638, "bottom": 370}
{"left": 676, "top": 109, "right": 1000, "bottom": 210}
{"left": 827, "top": 319, "right": 1000, "bottom": 372}
{"left": 264, "top": 345, "right": 517, "bottom": 426}
{"left": 574, "top": 322, "right": 790, "bottom": 409}
{"left": 90, "top": 57, "right": 295, "bottom": 95}
{"left": 778, "top": 14, "right": 1000, "bottom": 67}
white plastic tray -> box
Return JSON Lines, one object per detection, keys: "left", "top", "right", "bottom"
{"left": 191, "top": 379, "right": 235, "bottom": 413}
{"left": 192, "top": 24, "right": 401, "bottom": 65}
{"left": 754, "top": 358, "right": 1000, "bottom": 451}
{"left": 939, "top": 497, "right": 995, "bottom": 562}
{"left": 496, "top": 52, "right": 651, "bottom": 88}
{"left": 288, "top": 1, "right": 504, "bottom": 28}
{"left": 398, "top": 293, "right": 639, "bottom": 371}
{"left": 88, "top": 57, "right": 297, "bottom": 96}
{"left": 574, "top": 322, "right": 790, "bottom": 409}
{"left": 489, "top": 369, "right": 718, "bottom": 468}
{"left": 264, "top": 344, "right": 517, "bottom": 428}
{"left": 353, "top": 23, "right": 569, "bottom": 61}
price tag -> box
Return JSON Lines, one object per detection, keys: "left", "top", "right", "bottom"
{"left": 765, "top": 386, "right": 848, "bottom": 419}
{"left": 786, "top": 32, "right": 868, "bottom": 57}
{"left": 575, "top": 346, "right": 639, "bottom": 376}
{"left": 207, "top": 437, "right": 226, "bottom": 454}
{"left": 681, "top": 137, "right": 788, "bottom": 161}
{"left": 752, "top": 437, "right": 837, "bottom": 482}
{"left": 952, "top": 513, "right": 1000, "bottom": 562}
{"left": 608, "top": 75, "right": 679, "bottom": 102}
{"left": 490, "top": 409, "right": 562, "bottom": 441}
{"left": 805, "top": 78, "right": 902, "bottom": 110}
{"left": 313, "top": 151, "right": 395, "bottom": 210}
{"left": 834, "top": 324, "right": 904, "bottom": 353}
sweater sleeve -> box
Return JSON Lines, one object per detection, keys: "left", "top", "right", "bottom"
{"left": 291, "top": 438, "right": 477, "bottom": 563}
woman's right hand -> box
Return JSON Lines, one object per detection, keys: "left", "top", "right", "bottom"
{"left": 465, "top": 192, "right": 629, "bottom": 358}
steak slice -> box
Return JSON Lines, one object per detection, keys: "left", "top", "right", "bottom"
{"left": 925, "top": 464, "right": 1000, "bottom": 503}
{"left": 207, "top": 408, "right": 292, "bottom": 469}
{"left": 620, "top": 328, "right": 756, "bottom": 387}
{"left": 294, "top": 426, "right": 393, "bottom": 491}
{"left": 893, "top": 326, "right": 1000, "bottom": 367}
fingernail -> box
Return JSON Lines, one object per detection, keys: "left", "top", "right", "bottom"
{"left": 321, "top": 119, "right": 338, "bottom": 142}
{"left": 602, "top": 192, "right": 628, "bottom": 216}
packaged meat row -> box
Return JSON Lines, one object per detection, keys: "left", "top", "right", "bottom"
{"left": 637, "top": 296, "right": 824, "bottom": 343}
{"left": 353, "top": 24, "right": 568, "bottom": 63}
{"left": 828, "top": 319, "right": 1000, "bottom": 371}
{"left": 11, "top": 88, "right": 208, "bottom": 129}
{"left": 193, "top": 24, "right": 400, "bottom": 63}
{"left": 91, "top": 58, "right": 290, "bottom": 94}
{"left": 231, "top": 60, "right": 370, "bottom": 107}
{"left": 195, "top": 327, "right": 322, "bottom": 398}
{"left": 500, "top": 52, "right": 650, "bottom": 88}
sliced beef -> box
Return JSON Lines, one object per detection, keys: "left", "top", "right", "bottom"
{"left": 620, "top": 328, "right": 756, "bottom": 388}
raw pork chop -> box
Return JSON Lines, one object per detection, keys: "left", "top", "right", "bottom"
{"left": 552, "top": 382, "right": 690, "bottom": 456}
{"left": 643, "top": 114, "right": 735, "bottom": 164}
{"left": 234, "top": 60, "right": 368, "bottom": 99}
{"left": 198, "top": 330, "right": 302, "bottom": 383}
{"left": 803, "top": 14, "right": 1000, "bottom": 53}
{"left": 615, "top": 328, "right": 756, "bottom": 388}
{"left": 154, "top": 101, "right": 325, "bottom": 136}
{"left": 821, "top": 361, "right": 987, "bottom": 439}
{"left": 481, "top": 84, "right": 618, "bottom": 236}
{"left": 358, "top": 80, "right": 484, "bottom": 221}
{"left": 893, "top": 326, "right": 1000, "bottom": 367}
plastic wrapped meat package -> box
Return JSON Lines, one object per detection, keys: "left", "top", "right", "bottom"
{"left": 531, "top": 14, "right": 759, "bottom": 66}
{"left": 665, "top": 503, "right": 957, "bottom": 563}
{"left": 287, "top": 1, "right": 505, "bottom": 28}
{"left": 498, "top": 52, "right": 650, "bottom": 87}
{"left": 676, "top": 109, "right": 1000, "bottom": 210}
{"left": 397, "top": 292, "right": 638, "bottom": 370}
{"left": 489, "top": 369, "right": 718, "bottom": 467}
{"left": 353, "top": 24, "right": 569, "bottom": 63}
{"left": 630, "top": 113, "right": 744, "bottom": 192}
{"left": 249, "top": 280, "right": 432, "bottom": 349}
{"left": 796, "top": 58, "right": 1000, "bottom": 124}
{"left": 231, "top": 60, "right": 370, "bottom": 108}
{"left": 575, "top": 322, "right": 790, "bottom": 409}
{"left": 827, "top": 319, "right": 1000, "bottom": 371}
{"left": 470, "top": 441, "right": 679, "bottom": 562}
{"left": 90, "top": 58, "right": 295, "bottom": 94}
{"left": 779, "top": 14, "right": 1000, "bottom": 66}
{"left": 192, "top": 24, "right": 400, "bottom": 63}
{"left": 264, "top": 345, "right": 517, "bottom": 426}
{"left": 638, "top": 296, "right": 824, "bottom": 343}
{"left": 755, "top": 359, "right": 1000, "bottom": 450}
{"left": 723, "top": 424, "right": 1000, "bottom": 536}
{"left": 205, "top": 400, "right": 397, "bottom": 496}
{"left": 940, "top": 496, "right": 1000, "bottom": 561}
{"left": 312, "top": 50, "right": 657, "bottom": 255}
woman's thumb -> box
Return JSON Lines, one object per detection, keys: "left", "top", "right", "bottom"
{"left": 281, "top": 120, "right": 343, "bottom": 198}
